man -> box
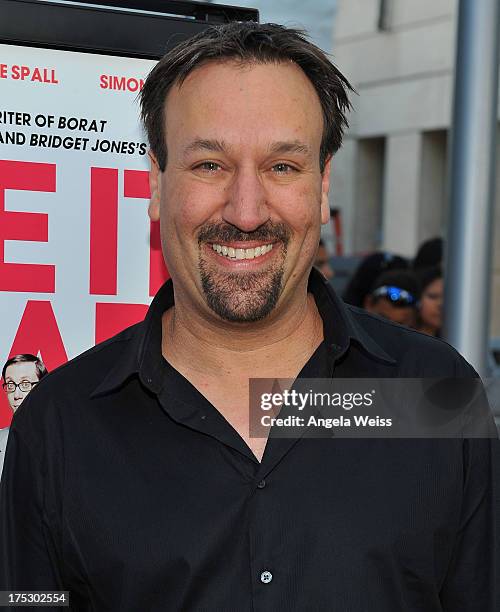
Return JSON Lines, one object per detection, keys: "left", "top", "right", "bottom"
{"left": 0, "top": 354, "right": 47, "bottom": 476}
{"left": 364, "top": 269, "right": 420, "bottom": 328}
{"left": 2, "top": 354, "right": 48, "bottom": 415}
{"left": 1, "top": 22, "right": 497, "bottom": 611}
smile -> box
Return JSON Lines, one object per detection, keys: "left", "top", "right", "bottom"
{"left": 211, "top": 243, "right": 274, "bottom": 260}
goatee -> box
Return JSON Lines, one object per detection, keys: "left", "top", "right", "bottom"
{"left": 198, "top": 221, "right": 291, "bottom": 322}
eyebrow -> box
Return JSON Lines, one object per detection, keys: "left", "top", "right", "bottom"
{"left": 268, "top": 141, "right": 312, "bottom": 157}
{"left": 182, "top": 139, "right": 312, "bottom": 158}
{"left": 183, "top": 139, "right": 228, "bottom": 157}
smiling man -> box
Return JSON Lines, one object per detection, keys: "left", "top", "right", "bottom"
{"left": 1, "top": 22, "right": 498, "bottom": 611}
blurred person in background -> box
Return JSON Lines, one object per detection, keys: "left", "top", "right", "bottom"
{"left": 1, "top": 354, "right": 48, "bottom": 476}
{"left": 343, "top": 251, "right": 408, "bottom": 307}
{"left": 314, "top": 238, "right": 334, "bottom": 280}
{"left": 415, "top": 266, "right": 443, "bottom": 337}
{"left": 364, "top": 269, "right": 420, "bottom": 328}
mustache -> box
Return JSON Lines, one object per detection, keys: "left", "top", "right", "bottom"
{"left": 198, "top": 222, "right": 291, "bottom": 246}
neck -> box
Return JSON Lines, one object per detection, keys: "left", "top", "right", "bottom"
{"left": 161, "top": 287, "right": 324, "bottom": 379}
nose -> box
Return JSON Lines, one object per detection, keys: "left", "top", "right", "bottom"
{"left": 222, "top": 166, "right": 270, "bottom": 232}
{"left": 13, "top": 385, "right": 23, "bottom": 400}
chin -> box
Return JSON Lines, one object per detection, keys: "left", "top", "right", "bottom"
{"left": 199, "top": 252, "right": 286, "bottom": 323}
{"left": 203, "top": 271, "right": 283, "bottom": 323}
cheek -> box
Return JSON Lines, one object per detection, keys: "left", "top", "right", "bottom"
{"left": 419, "top": 299, "right": 438, "bottom": 320}
{"left": 277, "top": 186, "right": 322, "bottom": 231}
{"left": 421, "top": 298, "right": 433, "bottom": 312}
{"left": 160, "top": 180, "right": 224, "bottom": 275}
{"left": 163, "top": 179, "right": 223, "bottom": 232}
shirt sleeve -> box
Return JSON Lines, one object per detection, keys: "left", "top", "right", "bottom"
{"left": 439, "top": 352, "right": 500, "bottom": 610}
{"left": 439, "top": 437, "right": 500, "bottom": 611}
{"left": 0, "top": 413, "right": 63, "bottom": 593}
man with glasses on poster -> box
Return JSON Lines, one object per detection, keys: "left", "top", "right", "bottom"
{"left": 0, "top": 354, "right": 47, "bottom": 475}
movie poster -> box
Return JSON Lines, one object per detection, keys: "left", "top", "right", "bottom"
{"left": 0, "top": 44, "right": 166, "bottom": 426}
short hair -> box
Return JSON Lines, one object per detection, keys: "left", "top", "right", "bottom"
{"left": 140, "top": 22, "right": 354, "bottom": 173}
{"left": 2, "top": 354, "right": 48, "bottom": 382}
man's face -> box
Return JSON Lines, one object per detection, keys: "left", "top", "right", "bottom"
{"left": 4, "top": 362, "right": 39, "bottom": 412}
{"left": 149, "top": 60, "right": 331, "bottom": 323}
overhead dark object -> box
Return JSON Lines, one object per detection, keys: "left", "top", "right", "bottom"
{"left": 0, "top": 0, "right": 259, "bottom": 58}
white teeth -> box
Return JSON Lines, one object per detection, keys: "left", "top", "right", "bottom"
{"left": 211, "top": 243, "right": 274, "bottom": 260}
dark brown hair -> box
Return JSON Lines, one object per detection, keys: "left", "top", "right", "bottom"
{"left": 2, "top": 354, "right": 48, "bottom": 382}
{"left": 140, "top": 21, "right": 354, "bottom": 173}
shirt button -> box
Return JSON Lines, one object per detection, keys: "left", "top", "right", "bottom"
{"left": 257, "top": 479, "right": 266, "bottom": 489}
{"left": 260, "top": 570, "right": 273, "bottom": 584}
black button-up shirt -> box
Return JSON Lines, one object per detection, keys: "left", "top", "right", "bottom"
{"left": 1, "top": 269, "right": 498, "bottom": 611}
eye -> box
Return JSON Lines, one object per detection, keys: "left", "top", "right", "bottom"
{"left": 194, "top": 161, "right": 222, "bottom": 174}
{"left": 271, "top": 163, "right": 297, "bottom": 175}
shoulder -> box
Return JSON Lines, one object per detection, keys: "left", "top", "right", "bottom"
{"left": 346, "top": 305, "right": 476, "bottom": 378}
{"left": 11, "top": 322, "right": 143, "bottom": 436}
{"left": 35, "top": 322, "right": 140, "bottom": 397}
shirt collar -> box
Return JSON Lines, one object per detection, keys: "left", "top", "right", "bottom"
{"left": 91, "top": 267, "right": 395, "bottom": 398}
{"left": 307, "top": 267, "right": 396, "bottom": 364}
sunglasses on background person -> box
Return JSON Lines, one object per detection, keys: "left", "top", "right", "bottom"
{"left": 371, "top": 285, "right": 417, "bottom": 307}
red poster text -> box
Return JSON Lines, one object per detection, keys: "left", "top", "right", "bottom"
{"left": 0, "top": 160, "right": 56, "bottom": 292}
{"left": 100, "top": 75, "right": 144, "bottom": 92}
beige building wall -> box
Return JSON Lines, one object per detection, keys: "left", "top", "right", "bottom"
{"left": 331, "top": 0, "right": 500, "bottom": 337}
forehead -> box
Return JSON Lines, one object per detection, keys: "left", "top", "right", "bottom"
{"left": 424, "top": 278, "right": 443, "bottom": 293}
{"left": 164, "top": 60, "right": 324, "bottom": 156}
{"left": 5, "top": 361, "right": 38, "bottom": 381}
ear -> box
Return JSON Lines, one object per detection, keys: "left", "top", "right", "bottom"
{"left": 320, "top": 156, "right": 332, "bottom": 225}
{"left": 148, "top": 150, "right": 161, "bottom": 222}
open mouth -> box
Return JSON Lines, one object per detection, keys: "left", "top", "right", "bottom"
{"left": 210, "top": 242, "right": 274, "bottom": 261}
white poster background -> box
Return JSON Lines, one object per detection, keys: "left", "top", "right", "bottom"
{"left": 0, "top": 44, "right": 158, "bottom": 425}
